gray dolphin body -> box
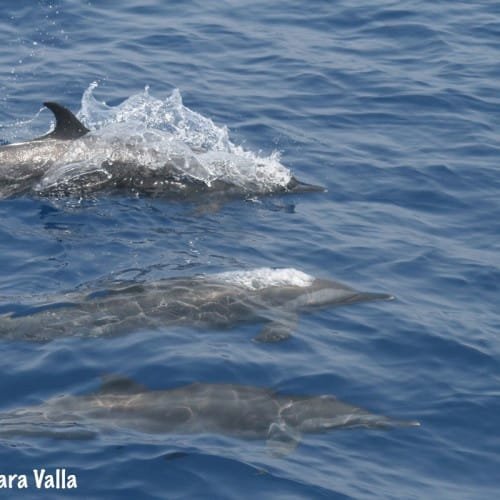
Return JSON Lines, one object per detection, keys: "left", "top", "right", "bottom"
{"left": 0, "top": 268, "right": 393, "bottom": 342}
{"left": 0, "top": 103, "right": 322, "bottom": 198}
{"left": 0, "top": 376, "right": 418, "bottom": 452}
{"left": 0, "top": 103, "right": 89, "bottom": 197}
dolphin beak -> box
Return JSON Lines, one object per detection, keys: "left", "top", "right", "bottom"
{"left": 286, "top": 177, "right": 326, "bottom": 193}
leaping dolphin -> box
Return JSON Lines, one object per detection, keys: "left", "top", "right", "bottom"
{"left": 0, "top": 268, "right": 393, "bottom": 342}
{"left": 0, "top": 102, "right": 323, "bottom": 199}
{"left": 0, "top": 375, "right": 419, "bottom": 453}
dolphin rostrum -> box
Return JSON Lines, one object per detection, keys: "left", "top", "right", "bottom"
{"left": 0, "top": 102, "right": 323, "bottom": 199}
{"left": 0, "top": 268, "right": 393, "bottom": 342}
{"left": 0, "top": 375, "right": 419, "bottom": 453}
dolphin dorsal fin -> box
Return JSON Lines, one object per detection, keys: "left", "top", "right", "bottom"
{"left": 39, "top": 101, "right": 89, "bottom": 140}
{"left": 98, "top": 375, "right": 147, "bottom": 394}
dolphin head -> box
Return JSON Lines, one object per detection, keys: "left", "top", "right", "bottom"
{"left": 280, "top": 396, "right": 419, "bottom": 432}
{"left": 275, "top": 278, "right": 394, "bottom": 311}
{"left": 285, "top": 176, "right": 326, "bottom": 193}
{"left": 214, "top": 269, "right": 393, "bottom": 312}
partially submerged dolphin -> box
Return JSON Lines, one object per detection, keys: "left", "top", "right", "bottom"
{"left": 0, "top": 102, "right": 323, "bottom": 199}
{"left": 0, "top": 268, "right": 393, "bottom": 342}
{"left": 0, "top": 103, "right": 89, "bottom": 197}
{"left": 0, "top": 375, "right": 418, "bottom": 453}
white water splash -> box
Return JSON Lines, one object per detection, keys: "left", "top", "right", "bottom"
{"left": 49, "top": 82, "right": 292, "bottom": 193}
{"left": 213, "top": 268, "right": 315, "bottom": 290}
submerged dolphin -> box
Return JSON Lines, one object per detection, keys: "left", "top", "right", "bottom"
{"left": 0, "top": 268, "right": 392, "bottom": 342}
{"left": 0, "top": 102, "right": 323, "bottom": 199}
{"left": 0, "top": 376, "right": 418, "bottom": 453}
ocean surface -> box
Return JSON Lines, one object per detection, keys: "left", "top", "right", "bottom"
{"left": 0, "top": 0, "right": 499, "bottom": 498}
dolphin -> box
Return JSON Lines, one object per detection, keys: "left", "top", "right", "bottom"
{"left": 0, "top": 268, "right": 393, "bottom": 342}
{"left": 0, "top": 375, "right": 419, "bottom": 453}
{"left": 0, "top": 102, "right": 323, "bottom": 199}
{"left": 0, "top": 103, "right": 89, "bottom": 197}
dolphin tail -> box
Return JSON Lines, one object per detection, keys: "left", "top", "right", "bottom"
{"left": 0, "top": 412, "right": 98, "bottom": 440}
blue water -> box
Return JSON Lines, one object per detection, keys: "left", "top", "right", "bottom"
{"left": 0, "top": 0, "right": 499, "bottom": 498}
